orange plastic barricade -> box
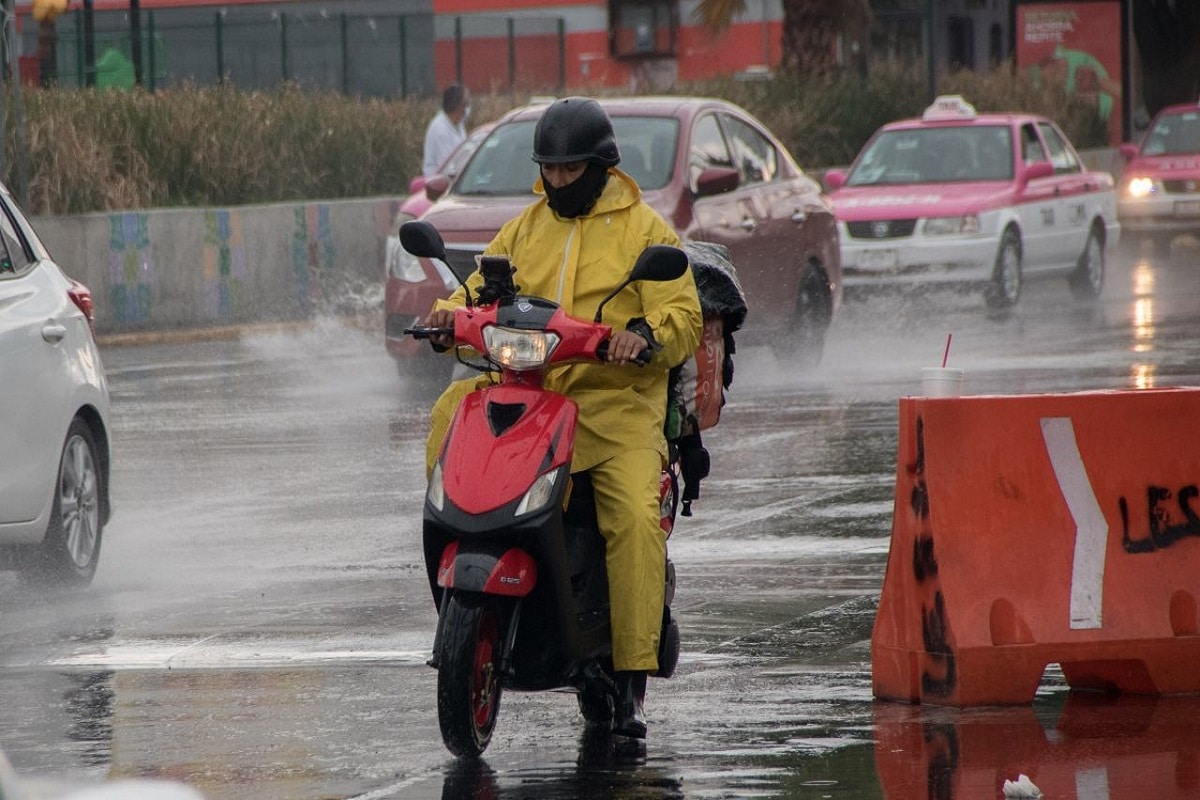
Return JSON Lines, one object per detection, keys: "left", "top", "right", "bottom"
{"left": 872, "top": 388, "right": 1200, "bottom": 707}
{"left": 873, "top": 695, "right": 1200, "bottom": 799}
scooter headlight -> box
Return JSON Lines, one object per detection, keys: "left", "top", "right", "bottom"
{"left": 515, "top": 468, "right": 561, "bottom": 516}
{"left": 427, "top": 461, "right": 446, "bottom": 511}
{"left": 483, "top": 326, "right": 560, "bottom": 370}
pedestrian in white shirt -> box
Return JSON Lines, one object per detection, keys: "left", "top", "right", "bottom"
{"left": 422, "top": 84, "right": 470, "bottom": 178}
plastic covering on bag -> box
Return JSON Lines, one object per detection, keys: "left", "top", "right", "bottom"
{"left": 667, "top": 241, "right": 748, "bottom": 516}
{"left": 684, "top": 241, "right": 747, "bottom": 334}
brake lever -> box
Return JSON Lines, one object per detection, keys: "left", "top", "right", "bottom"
{"left": 402, "top": 326, "right": 454, "bottom": 340}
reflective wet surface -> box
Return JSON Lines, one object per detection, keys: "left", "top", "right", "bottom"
{"left": 2, "top": 244, "right": 1200, "bottom": 799}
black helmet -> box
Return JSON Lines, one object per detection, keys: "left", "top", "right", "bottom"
{"left": 532, "top": 97, "right": 620, "bottom": 167}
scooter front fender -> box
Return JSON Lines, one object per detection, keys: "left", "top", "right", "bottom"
{"left": 436, "top": 541, "right": 538, "bottom": 597}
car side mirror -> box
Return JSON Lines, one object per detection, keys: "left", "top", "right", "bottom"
{"left": 1023, "top": 161, "right": 1055, "bottom": 183}
{"left": 823, "top": 169, "right": 847, "bottom": 191}
{"left": 425, "top": 174, "right": 451, "bottom": 202}
{"left": 694, "top": 166, "right": 740, "bottom": 198}
{"left": 1119, "top": 143, "right": 1139, "bottom": 162}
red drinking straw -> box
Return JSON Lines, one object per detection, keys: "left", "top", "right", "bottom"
{"left": 941, "top": 333, "right": 953, "bottom": 368}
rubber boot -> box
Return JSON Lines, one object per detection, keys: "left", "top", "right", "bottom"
{"left": 612, "top": 671, "right": 648, "bottom": 739}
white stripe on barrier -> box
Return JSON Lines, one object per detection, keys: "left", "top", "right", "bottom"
{"left": 1041, "top": 416, "right": 1108, "bottom": 630}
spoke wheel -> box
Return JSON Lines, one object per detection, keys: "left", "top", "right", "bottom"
{"left": 437, "top": 592, "right": 504, "bottom": 757}
{"left": 19, "top": 419, "right": 103, "bottom": 587}
{"left": 1069, "top": 227, "right": 1104, "bottom": 300}
{"left": 985, "top": 227, "right": 1022, "bottom": 309}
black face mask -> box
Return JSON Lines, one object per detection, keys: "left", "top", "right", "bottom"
{"left": 543, "top": 162, "right": 610, "bottom": 219}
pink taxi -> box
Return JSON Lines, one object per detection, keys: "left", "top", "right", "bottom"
{"left": 825, "top": 96, "right": 1119, "bottom": 309}
{"left": 1118, "top": 102, "right": 1200, "bottom": 254}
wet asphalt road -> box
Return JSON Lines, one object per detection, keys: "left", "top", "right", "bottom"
{"left": 2, "top": 242, "right": 1200, "bottom": 799}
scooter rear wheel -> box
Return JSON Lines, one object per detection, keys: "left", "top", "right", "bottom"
{"left": 436, "top": 592, "right": 504, "bottom": 757}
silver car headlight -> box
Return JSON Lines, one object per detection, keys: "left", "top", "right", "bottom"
{"left": 923, "top": 214, "right": 980, "bottom": 235}
{"left": 1126, "top": 176, "right": 1155, "bottom": 199}
{"left": 515, "top": 468, "right": 561, "bottom": 516}
{"left": 482, "top": 326, "right": 560, "bottom": 370}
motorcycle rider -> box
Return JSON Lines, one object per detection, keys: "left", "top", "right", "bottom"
{"left": 422, "top": 96, "right": 702, "bottom": 739}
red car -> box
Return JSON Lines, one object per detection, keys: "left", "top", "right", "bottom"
{"left": 1118, "top": 101, "right": 1200, "bottom": 254}
{"left": 384, "top": 123, "right": 493, "bottom": 360}
{"left": 383, "top": 96, "right": 841, "bottom": 368}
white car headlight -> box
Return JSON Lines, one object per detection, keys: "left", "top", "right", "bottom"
{"left": 482, "top": 326, "right": 560, "bottom": 370}
{"left": 1126, "top": 176, "right": 1155, "bottom": 199}
{"left": 515, "top": 468, "right": 561, "bottom": 516}
{"left": 387, "top": 238, "right": 428, "bottom": 283}
{"left": 923, "top": 215, "right": 980, "bottom": 235}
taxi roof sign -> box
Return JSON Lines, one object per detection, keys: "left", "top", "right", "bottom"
{"left": 922, "top": 95, "right": 977, "bottom": 121}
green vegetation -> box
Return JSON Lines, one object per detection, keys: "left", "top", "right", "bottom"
{"left": 5, "top": 64, "right": 1107, "bottom": 216}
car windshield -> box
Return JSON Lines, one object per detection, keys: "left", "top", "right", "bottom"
{"left": 453, "top": 115, "right": 679, "bottom": 197}
{"left": 846, "top": 125, "right": 1014, "bottom": 185}
{"left": 1140, "top": 111, "right": 1200, "bottom": 156}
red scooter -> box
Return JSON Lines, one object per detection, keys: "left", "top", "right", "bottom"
{"left": 400, "top": 220, "right": 686, "bottom": 757}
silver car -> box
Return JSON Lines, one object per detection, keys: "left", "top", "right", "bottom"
{"left": 0, "top": 181, "right": 111, "bottom": 586}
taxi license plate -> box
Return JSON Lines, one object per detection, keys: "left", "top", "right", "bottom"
{"left": 860, "top": 249, "right": 898, "bottom": 271}
{"left": 1175, "top": 200, "right": 1200, "bottom": 217}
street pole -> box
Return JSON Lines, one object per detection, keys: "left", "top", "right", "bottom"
{"left": 3, "top": 0, "right": 29, "bottom": 205}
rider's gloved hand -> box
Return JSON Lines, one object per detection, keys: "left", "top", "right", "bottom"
{"left": 424, "top": 308, "right": 456, "bottom": 349}
{"left": 605, "top": 329, "right": 650, "bottom": 364}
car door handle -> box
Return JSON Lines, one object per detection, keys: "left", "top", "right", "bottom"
{"left": 791, "top": 210, "right": 807, "bottom": 223}
{"left": 739, "top": 218, "right": 756, "bottom": 231}
{"left": 41, "top": 321, "right": 67, "bottom": 343}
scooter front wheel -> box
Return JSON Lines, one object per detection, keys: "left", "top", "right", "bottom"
{"left": 436, "top": 591, "right": 504, "bottom": 757}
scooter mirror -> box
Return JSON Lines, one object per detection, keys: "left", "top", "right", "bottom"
{"left": 629, "top": 244, "right": 689, "bottom": 283}
{"left": 399, "top": 220, "right": 448, "bottom": 261}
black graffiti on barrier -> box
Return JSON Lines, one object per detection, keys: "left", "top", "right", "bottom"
{"left": 924, "top": 722, "right": 960, "bottom": 800}
{"left": 1120, "top": 484, "right": 1200, "bottom": 553}
{"left": 920, "top": 590, "right": 957, "bottom": 697}
{"left": 910, "top": 414, "right": 956, "bottom": 697}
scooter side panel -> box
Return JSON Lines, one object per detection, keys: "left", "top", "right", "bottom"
{"left": 441, "top": 384, "right": 577, "bottom": 515}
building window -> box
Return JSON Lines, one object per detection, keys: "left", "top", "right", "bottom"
{"left": 609, "top": 0, "right": 677, "bottom": 58}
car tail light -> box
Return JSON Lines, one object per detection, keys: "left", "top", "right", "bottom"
{"left": 68, "top": 280, "right": 95, "bottom": 331}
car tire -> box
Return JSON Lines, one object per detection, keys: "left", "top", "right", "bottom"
{"left": 19, "top": 418, "right": 104, "bottom": 587}
{"left": 985, "top": 227, "right": 1022, "bottom": 309}
{"left": 780, "top": 262, "right": 831, "bottom": 368}
{"left": 1068, "top": 225, "right": 1104, "bottom": 300}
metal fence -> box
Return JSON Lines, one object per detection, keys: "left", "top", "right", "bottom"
{"left": 19, "top": 9, "right": 566, "bottom": 97}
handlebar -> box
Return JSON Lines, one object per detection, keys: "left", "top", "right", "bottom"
{"left": 595, "top": 340, "right": 652, "bottom": 366}
{"left": 403, "top": 326, "right": 454, "bottom": 340}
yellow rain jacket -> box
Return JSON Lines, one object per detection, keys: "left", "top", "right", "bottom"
{"left": 427, "top": 167, "right": 702, "bottom": 473}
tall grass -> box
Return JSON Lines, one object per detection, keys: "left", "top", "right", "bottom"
{"left": 5, "top": 63, "right": 1108, "bottom": 216}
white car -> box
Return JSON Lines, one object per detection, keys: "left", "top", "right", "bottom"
{"left": 0, "top": 181, "right": 111, "bottom": 586}
{"left": 825, "top": 96, "right": 1120, "bottom": 309}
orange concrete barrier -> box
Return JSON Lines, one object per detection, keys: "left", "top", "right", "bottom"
{"left": 873, "top": 695, "right": 1200, "bottom": 799}
{"left": 872, "top": 388, "right": 1200, "bottom": 707}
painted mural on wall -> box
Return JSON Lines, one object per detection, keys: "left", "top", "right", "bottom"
{"left": 108, "top": 212, "right": 153, "bottom": 325}
{"left": 292, "top": 204, "right": 334, "bottom": 314}
{"left": 202, "top": 209, "right": 248, "bottom": 320}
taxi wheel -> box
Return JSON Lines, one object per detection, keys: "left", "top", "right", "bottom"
{"left": 1068, "top": 227, "right": 1104, "bottom": 300}
{"left": 985, "top": 227, "right": 1022, "bottom": 309}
